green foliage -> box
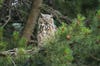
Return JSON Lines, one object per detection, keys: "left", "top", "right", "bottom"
{"left": 32, "top": 22, "right": 74, "bottom": 66}
{"left": 53, "top": 0, "right": 99, "bottom": 18}
{"left": 7, "top": 31, "right": 27, "bottom": 49}
{"left": 0, "top": 27, "right": 3, "bottom": 40}
{"left": 0, "top": 41, "right": 8, "bottom": 51}
{"left": 32, "top": 11, "right": 100, "bottom": 66}
{"left": 13, "top": 31, "right": 20, "bottom": 41}
{"left": 64, "top": 47, "right": 73, "bottom": 62}
{"left": 0, "top": 0, "right": 4, "bottom": 8}
{"left": 67, "top": 12, "right": 100, "bottom": 66}
{"left": 90, "top": 10, "right": 100, "bottom": 35}
{"left": 0, "top": 4, "right": 100, "bottom": 65}
{"left": 0, "top": 27, "right": 8, "bottom": 50}
{"left": 0, "top": 29, "right": 31, "bottom": 66}
{"left": 0, "top": 57, "right": 13, "bottom": 66}
{"left": 18, "top": 37, "right": 27, "bottom": 48}
{"left": 17, "top": 48, "right": 26, "bottom": 55}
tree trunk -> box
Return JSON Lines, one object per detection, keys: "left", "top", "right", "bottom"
{"left": 22, "top": 0, "right": 43, "bottom": 43}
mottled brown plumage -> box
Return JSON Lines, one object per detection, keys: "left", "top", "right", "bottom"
{"left": 37, "top": 13, "right": 56, "bottom": 47}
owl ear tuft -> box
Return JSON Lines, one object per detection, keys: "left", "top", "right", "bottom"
{"left": 40, "top": 13, "right": 45, "bottom": 17}
{"left": 50, "top": 14, "right": 53, "bottom": 18}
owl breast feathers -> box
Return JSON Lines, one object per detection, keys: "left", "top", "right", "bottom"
{"left": 37, "top": 13, "right": 56, "bottom": 47}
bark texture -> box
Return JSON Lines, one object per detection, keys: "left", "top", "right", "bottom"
{"left": 22, "top": 0, "right": 43, "bottom": 43}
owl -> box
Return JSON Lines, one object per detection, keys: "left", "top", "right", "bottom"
{"left": 37, "top": 13, "right": 56, "bottom": 47}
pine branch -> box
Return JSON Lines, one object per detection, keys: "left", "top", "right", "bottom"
{"left": 0, "top": 47, "right": 41, "bottom": 57}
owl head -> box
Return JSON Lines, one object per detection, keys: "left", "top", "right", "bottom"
{"left": 39, "top": 13, "right": 54, "bottom": 25}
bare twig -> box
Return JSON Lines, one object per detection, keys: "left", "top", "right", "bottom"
{"left": 41, "top": 4, "right": 72, "bottom": 24}
{"left": 0, "top": 47, "right": 41, "bottom": 57}
{"left": 2, "top": 15, "right": 11, "bottom": 28}
{"left": 90, "top": 55, "right": 100, "bottom": 61}
{"left": 2, "top": 4, "right": 11, "bottom": 28}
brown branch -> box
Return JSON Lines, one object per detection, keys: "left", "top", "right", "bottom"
{"left": 41, "top": 4, "right": 72, "bottom": 24}
{"left": 90, "top": 55, "right": 100, "bottom": 61}
{"left": 2, "top": 15, "right": 11, "bottom": 28}
{"left": 0, "top": 48, "right": 41, "bottom": 57}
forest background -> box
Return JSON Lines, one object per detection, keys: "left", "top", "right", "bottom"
{"left": 0, "top": 0, "right": 100, "bottom": 66}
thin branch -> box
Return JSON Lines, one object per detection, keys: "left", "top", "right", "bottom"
{"left": 0, "top": 47, "right": 41, "bottom": 57}
{"left": 9, "top": 57, "right": 17, "bottom": 66}
{"left": 90, "top": 55, "right": 100, "bottom": 61}
{"left": 2, "top": 15, "right": 11, "bottom": 28}
{"left": 41, "top": 4, "right": 72, "bottom": 24}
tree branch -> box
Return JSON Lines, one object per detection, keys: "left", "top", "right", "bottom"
{"left": 0, "top": 47, "right": 41, "bottom": 57}
{"left": 41, "top": 4, "right": 72, "bottom": 24}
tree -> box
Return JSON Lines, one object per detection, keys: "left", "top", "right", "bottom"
{"left": 22, "top": 0, "right": 43, "bottom": 44}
